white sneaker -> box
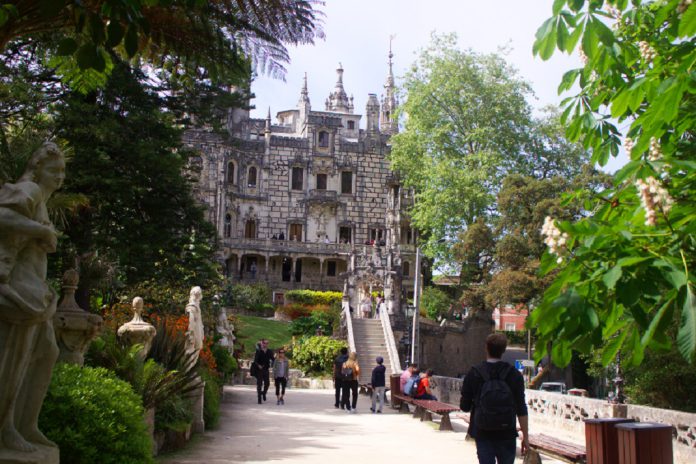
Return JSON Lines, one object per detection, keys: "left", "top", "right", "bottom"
{"left": 350, "top": 409, "right": 357, "bottom": 414}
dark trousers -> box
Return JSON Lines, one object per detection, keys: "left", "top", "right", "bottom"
{"left": 275, "top": 377, "right": 287, "bottom": 397}
{"left": 256, "top": 368, "right": 270, "bottom": 396}
{"left": 334, "top": 378, "right": 343, "bottom": 407}
{"left": 415, "top": 393, "right": 438, "bottom": 401}
{"left": 341, "top": 379, "right": 358, "bottom": 410}
{"left": 475, "top": 437, "right": 517, "bottom": 464}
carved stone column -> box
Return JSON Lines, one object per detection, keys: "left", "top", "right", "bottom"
{"left": 117, "top": 297, "right": 156, "bottom": 358}
{"left": 53, "top": 269, "right": 103, "bottom": 365}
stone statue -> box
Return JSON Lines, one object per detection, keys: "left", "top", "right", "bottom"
{"left": 185, "top": 286, "right": 204, "bottom": 362}
{"left": 117, "top": 297, "right": 156, "bottom": 357}
{"left": 0, "top": 142, "right": 64, "bottom": 462}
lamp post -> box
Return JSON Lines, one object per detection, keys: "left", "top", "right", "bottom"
{"left": 402, "top": 304, "right": 415, "bottom": 369}
{"left": 411, "top": 246, "right": 421, "bottom": 364}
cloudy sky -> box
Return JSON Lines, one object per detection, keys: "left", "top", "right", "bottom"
{"left": 250, "top": 0, "right": 626, "bottom": 171}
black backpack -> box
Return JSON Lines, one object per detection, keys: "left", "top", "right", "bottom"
{"left": 341, "top": 365, "right": 354, "bottom": 381}
{"left": 473, "top": 364, "right": 516, "bottom": 431}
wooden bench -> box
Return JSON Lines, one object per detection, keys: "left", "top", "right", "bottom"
{"left": 391, "top": 392, "right": 415, "bottom": 414}
{"left": 412, "top": 400, "right": 460, "bottom": 431}
{"left": 529, "top": 433, "right": 587, "bottom": 463}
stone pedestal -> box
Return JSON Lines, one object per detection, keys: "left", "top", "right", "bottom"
{"left": 189, "top": 382, "right": 206, "bottom": 433}
{"left": 0, "top": 444, "right": 59, "bottom": 464}
{"left": 117, "top": 297, "right": 156, "bottom": 357}
{"left": 53, "top": 269, "right": 103, "bottom": 365}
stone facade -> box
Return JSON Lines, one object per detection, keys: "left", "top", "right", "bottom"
{"left": 184, "top": 53, "right": 417, "bottom": 310}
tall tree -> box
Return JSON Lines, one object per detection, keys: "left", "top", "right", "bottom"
{"left": 531, "top": 0, "right": 696, "bottom": 366}
{"left": 389, "top": 33, "right": 534, "bottom": 254}
{"left": 54, "top": 61, "right": 219, "bottom": 304}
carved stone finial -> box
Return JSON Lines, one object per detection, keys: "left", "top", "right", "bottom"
{"left": 117, "top": 296, "right": 156, "bottom": 357}
{"left": 53, "top": 269, "right": 103, "bottom": 366}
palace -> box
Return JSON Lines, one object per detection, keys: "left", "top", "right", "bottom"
{"left": 184, "top": 51, "right": 416, "bottom": 312}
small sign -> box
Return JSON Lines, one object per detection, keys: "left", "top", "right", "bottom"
{"left": 521, "top": 360, "right": 536, "bottom": 368}
{"left": 514, "top": 360, "right": 524, "bottom": 370}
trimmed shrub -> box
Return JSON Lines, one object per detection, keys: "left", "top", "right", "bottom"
{"left": 292, "top": 336, "right": 347, "bottom": 376}
{"left": 211, "top": 342, "right": 238, "bottom": 383}
{"left": 223, "top": 282, "right": 271, "bottom": 310}
{"left": 285, "top": 289, "right": 343, "bottom": 306}
{"left": 499, "top": 330, "right": 528, "bottom": 346}
{"left": 39, "top": 363, "right": 153, "bottom": 464}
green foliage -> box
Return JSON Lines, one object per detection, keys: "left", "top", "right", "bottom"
{"left": 200, "top": 369, "right": 222, "bottom": 429}
{"left": 390, "top": 33, "right": 534, "bottom": 253}
{"left": 0, "top": 1, "right": 324, "bottom": 91}
{"left": 285, "top": 289, "right": 343, "bottom": 306}
{"left": 291, "top": 336, "right": 347, "bottom": 376}
{"left": 421, "top": 286, "right": 453, "bottom": 320}
{"left": 498, "top": 330, "right": 529, "bottom": 346}
{"left": 39, "top": 364, "right": 153, "bottom": 464}
{"left": 234, "top": 315, "right": 293, "bottom": 357}
{"left": 223, "top": 282, "right": 272, "bottom": 310}
{"left": 531, "top": 0, "right": 696, "bottom": 366}
{"left": 155, "top": 393, "right": 192, "bottom": 433}
{"left": 211, "top": 343, "right": 238, "bottom": 383}
{"left": 623, "top": 345, "right": 696, "bottom": 412}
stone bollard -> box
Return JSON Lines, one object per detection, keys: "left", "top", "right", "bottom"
{"left": 53, "top": 269, "right": 103, "bottom": 365}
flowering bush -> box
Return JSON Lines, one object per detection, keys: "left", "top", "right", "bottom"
{"left": 285, "top": 289, "right": 343, "bottom": 306}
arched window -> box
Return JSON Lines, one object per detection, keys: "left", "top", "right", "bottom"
{"left": 244, "top": 220, "right": 256, "bottom": 239}
{"left": 403, "top": 261, "right": 410, "bottom": 277}
{"left": 224, "top": 214, "right": 232, "bottom": 238}
{"left": 248, "top": 166, "right": 257, "bottom": 187}
{"left": 318, "top": 131, "right": 329, "bottom": 148}
{"left": 227, "top": 162, "right": 235, "bottom": 184}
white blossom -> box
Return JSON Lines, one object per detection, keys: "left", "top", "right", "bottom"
{"left": 635, "top": 177, "right": 674, "bottom": 226}
{"left": 639, "top": 41, "right": 656, "bottom": 62}
{"left": 649, "top": 137, "right": 662, "bottom": 161}
{"left": 623, "top": 137, "right": 635, "bottom": 155}
{"left": 579, "top": 49, "right": 589, "bottom": 66}
{"left": 541, "top": 216, "right": 569, "bottom": 258}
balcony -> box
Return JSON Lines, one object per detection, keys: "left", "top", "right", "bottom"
{"left": 305, "top": 189, "right": 340, "bottom": 206}
{"left": 222, "top": 237, "right": 352, "bottom": 256}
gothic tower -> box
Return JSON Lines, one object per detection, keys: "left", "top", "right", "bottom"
{"left": 380, "top": 42, "right": 398, "bottom": 135}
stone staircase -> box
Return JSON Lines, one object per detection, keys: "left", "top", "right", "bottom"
{"left": 351, "top": 318, "right": 395, "bottom": 384}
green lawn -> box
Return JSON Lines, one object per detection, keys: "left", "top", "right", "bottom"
{"left": 234, "top": 315, "right": 293, "bottom": 358}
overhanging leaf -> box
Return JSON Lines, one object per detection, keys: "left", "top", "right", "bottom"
{"left": 677, "top": 284, "right": 696, "bottom": 363}
{"left": 603, "top": 264, "right": 622, "bottom": 290}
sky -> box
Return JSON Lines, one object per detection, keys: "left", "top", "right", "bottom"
{"left": 250, "top": 0, "right": 627, "bottom": 172}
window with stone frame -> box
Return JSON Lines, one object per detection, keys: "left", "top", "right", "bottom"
{"left": 327, "top": 260, "right": 337, "bottom": 277}
{"left": 339, "top": 226, "right": 352, "bottom": 244}
{"left": 224, "top": 214, "right": 232, "bottom": 238}
{"left": 289, "top": 223, "right": 303, "bottom": 241}
{"left": 248, "top": 166, "right": 257, "bottom": 187}
{"left": 316, "top": 173, "right": 327, "bottom": 190}
{"left": 318, "top": 130, "right": 329, "bottom": 147}
{"left": 401, "top": 225, "right": 413, "bottom": 244}
{"left": 369, "top": 227, "right": 384, "bottom": 243}
{"left": 244, "top": 220, "right": 256, "bottom": 238}
{"left": 341, "top": 171, "right": 353, "bottom": 194}
{"left": 227, "top": 162, "right": 235, "bottom": 184}
{"left": 347, "top": 120, "right": 355, "bottom": 130}
{"left": 291, "top": 167, "right": 303, "bottom": 190}
{"left": 403, "top": 261, "right": 410, "bottom": 276}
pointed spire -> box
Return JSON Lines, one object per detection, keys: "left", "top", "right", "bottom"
{"left": 386, "top": 35, "right": 395, "bottom": 88}
{"left": 326, "top": 63, "right": 350, "bottom": 113}
{"left": 298, "top": 72, "right": 310, "bottom": 107}
{"left": 381, "top": 37, "right": 398, "bottom": 135}
{"left": 265, "top": 107, "right": 271, "bottom": 133}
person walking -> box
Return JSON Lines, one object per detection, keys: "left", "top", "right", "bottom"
{"left": 253, "top": 339, "right": 274, "bottom": 404}
{"left": 273, "top": 348, "right": 290, "bottom": 405}
{"left": 370, "top": 356, "right": 386, "bottom": 413}
{"left": 333, "top": 347, "right": 349, "bottom": 409}
{"left": 460, "top": 333, "right": 529, "bottom": 464}
{"left": 341, "top": 352, "right": 360, "bottom": 413}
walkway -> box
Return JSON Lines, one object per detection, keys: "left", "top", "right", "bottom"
{"left": 158, "top": 385, "right": 563, "bottom": 463}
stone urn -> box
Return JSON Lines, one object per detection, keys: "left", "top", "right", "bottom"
{"left": 53, "top": 269, "right": 103, "bottom": 365}
{"left": 117, "top": 297, "right": 156, "bottom": 357}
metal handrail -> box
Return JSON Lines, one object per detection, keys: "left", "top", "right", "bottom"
{"left": 379, "top": 305, "right": 402, "bottom": 374}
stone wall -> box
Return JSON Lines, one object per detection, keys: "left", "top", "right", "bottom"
{"left": 417, "top": 313, "right": 492, "bottom": 378}
{"left": 428, "top": 375, "right": 696, "bottom": 464}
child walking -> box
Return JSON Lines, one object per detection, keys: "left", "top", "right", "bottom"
{"left": 370, "top": 356, "right": 386, "bottom": 413}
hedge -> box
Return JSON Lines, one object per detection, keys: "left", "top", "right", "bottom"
{"left": 284, "top": 289, "right": 343, "bottom": 306}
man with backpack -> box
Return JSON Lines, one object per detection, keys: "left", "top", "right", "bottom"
{"left": 460, "top": 333, "right": 529, "bottom": 464}
{"left": 333, "top": 347, "right": 349, "bottom": 409}
{"left": 403, "top": 367, "right": 421, "bottom": 398}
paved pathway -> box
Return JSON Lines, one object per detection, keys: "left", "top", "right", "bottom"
{"left": 158, "top": 385, "right": 561, "bottom": 463}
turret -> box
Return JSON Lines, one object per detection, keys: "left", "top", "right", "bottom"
{"left": 326, "top": 63, "right": 352, "bottom": 113}
{"left": 380, "top": 41, "right": 398, "bottom": 135}
{"left": 366, "top": 94, "right": 380, "bottom": 133}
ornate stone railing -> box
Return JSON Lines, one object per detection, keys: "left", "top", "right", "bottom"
{"left": 307, "top": 189, "right": 338, "bottom": 202}
{"left": 223, "top": 237, "right": 352, "bottom": 255}
{"left": 379, "top": 305, "right": 401, "bottom": 375}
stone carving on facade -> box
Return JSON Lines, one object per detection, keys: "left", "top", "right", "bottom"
{"left": 53, "top": 269, "right": 103, "bottom": 365}
{"left": 117, "top": 297, "right": 156, "bottom": 358}
{"left": 0, "top": 142, "right": 64, "bottom": 463}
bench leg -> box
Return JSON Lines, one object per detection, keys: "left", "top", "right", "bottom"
{"left": 399, "top": 402, "right": 410, "bottom": 413}
{"left": 421, "top": 410, "right": 433, "bottom": 422}
{"left": 439, "top": 413, "right": 453, "bottom": 431}
{"left": 413, "top": 405, "right": 423, "bottom": 419}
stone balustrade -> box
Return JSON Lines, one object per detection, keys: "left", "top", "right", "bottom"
{"left": 429, "top": 375, "right": 696, "bottom": 464}
{"left": 223, "top": 237, "right": 353, "bottom": 255}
